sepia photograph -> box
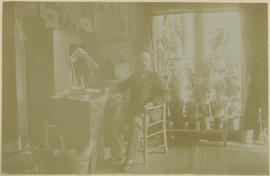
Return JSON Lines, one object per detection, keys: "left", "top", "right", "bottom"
{"left": 2, "top": 1, "right": 269, "bottom": 175}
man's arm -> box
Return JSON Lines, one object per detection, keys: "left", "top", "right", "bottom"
{"left": 150, "top": 73, "right": 170, "bottom": 105}
{"left": 112, "top": 75, "right": 134, "bottom": 93}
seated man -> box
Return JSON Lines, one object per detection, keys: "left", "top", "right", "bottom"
{"left": 105, "top": 51, "right": 169, "bottom": 170}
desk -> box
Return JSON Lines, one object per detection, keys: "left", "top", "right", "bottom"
{"left": 167, "top": 129, "right": 228, "bottom": 146}
{"left": 52, "top": 91, "right": 110, "bottom": 173}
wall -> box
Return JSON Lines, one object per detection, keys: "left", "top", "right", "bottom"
{"left": 53, "top": 30, "right": 97, "bottom": 93}
{"left": 2, "top": 2, "right": 38, "bottom": 152}
{"left": 2, "top": 2, "right": 152, "bottom": 151}
{"left": 3, "top": 3, "right": 20, "bottom": 152}
{"left": 96, "top": 3, "right": 152, "bottom": 80}
{"left": 51, "top": 3, "right": 152, "bottom": 88}
{"left": 3, "top": 2, "right": 55, "bottom": 149}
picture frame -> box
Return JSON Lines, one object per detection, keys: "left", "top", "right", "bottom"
{"left": 95, "top": 3, "right": 129, "bottom": 40}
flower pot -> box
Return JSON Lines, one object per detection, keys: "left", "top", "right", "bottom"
{"left": 227, "top": 118, "right": 233, "bottom": 130}
{"left": 240, "top": 130, "right": 254, "bottom": 144}
{"left": 232, "top": 117, "right": 240, "bottom": 130}
{"left": 214, "top": 118, "right": 224, "bottom": 130}
{"left": 200, "top": 117, "right": 211, "bottom": 130}
{"left": 196, "top": 121, "right": 200, "bottom": 130}
{"left": 184, "top": 122, "right": 189, "bottom": 129}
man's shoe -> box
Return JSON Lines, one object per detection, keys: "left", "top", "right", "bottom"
{"left": 123, "top": 159, "right": 133, "bottom": 171}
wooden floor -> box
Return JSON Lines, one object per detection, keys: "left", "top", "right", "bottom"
{"left": 95, "top": 138, "right": 269, "bottom": 175}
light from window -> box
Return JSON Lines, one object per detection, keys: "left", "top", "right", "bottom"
{"left": 153, "top": 11, "right": 242, "bottom": 114}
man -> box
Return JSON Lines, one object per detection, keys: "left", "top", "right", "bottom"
{"left": 105, "top": 51, "right": 169, "bottom": 170}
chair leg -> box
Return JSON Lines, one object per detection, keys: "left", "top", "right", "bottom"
{"left": 163, "top": 123, "right": 168, "bottom": 153}
{"left": 143, "top": 137, "right": 147, "bottom": 164}
{"left": 143, "top": 113, "right": 147, "bottom": 164}
{"left": 163, "top": 105, "right": 168, "bottom": 153}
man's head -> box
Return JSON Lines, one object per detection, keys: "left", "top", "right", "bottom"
{"left": 69, "top": 43, "right": 79, "bottom": 56}
{"left": 135, "top": 51, "right": 153, "bottom": 73}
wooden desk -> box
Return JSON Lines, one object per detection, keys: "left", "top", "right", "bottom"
{"left": 167, "top": 129, "right": 228, "bottom": 146}
{"left": 52, "top": 91, "right": 110, "bottom": 173}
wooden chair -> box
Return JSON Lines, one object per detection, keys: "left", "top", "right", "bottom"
{"left": 140, "top": 103, "right": 168, "bottom": 164}
{"left": 109, "top": 92, "right": 168, "bottom": 164}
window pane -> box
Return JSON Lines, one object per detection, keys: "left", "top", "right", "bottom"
{"left": 203, "top": 11, "right": 242, "bottom": 114}
{"left": 207, "top": 58, "right": 242, "bottom": 111}
{"left": 203, "top": 11, "right": 242, "bottom": 58}
{"left": 154, "top": 13, "right": 194, "bottom": 58}
{"left": 176, "top": 59, "right": 193, "bottom": 102}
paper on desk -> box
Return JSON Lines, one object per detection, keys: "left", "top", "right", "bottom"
{"left": 85, "top": 88, "right": 101, "bottom": 93}
{"left": 52, "top": 90, "right": 69, "bottom": 99}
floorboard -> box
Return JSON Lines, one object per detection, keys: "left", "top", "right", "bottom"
{"left": 95, "top": 138, "right": 269, "bottom": 175}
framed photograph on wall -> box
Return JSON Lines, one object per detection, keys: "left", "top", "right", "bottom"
{"left": 95, "top": 3, "right": 129, "bottom": 40}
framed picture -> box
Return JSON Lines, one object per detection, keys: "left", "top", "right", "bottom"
{"left": 80, "top": 17, "right": 94, "bottom": 33}
{"left": 95, "top": 4, "right": 129, "bottom": 40}
{"left": 43, "top": 9, "right": 59, "bottom": 29}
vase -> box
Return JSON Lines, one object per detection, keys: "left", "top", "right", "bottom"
{"left": 196, "top": 121, "right": 200, "bottom": 130}
{"left": 227, "top": 118, "right": 233, "bottom": 130}
{"left": 200, "top": 117, "right": 211, "bottom": 130}
{"left": 184, "top": 122, "right": 189, "bottom": 129}
{"left": 232, "top": 117, "right": 240, "bottom": 130}
{"left": 214, "top": 118, "right": 224, "bottom": 130}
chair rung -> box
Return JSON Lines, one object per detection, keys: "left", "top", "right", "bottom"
{"left": 147, "top": 120, "right": 164, "bottom": 127}
{"left": 146, "top": 130, "right": 164, "bottom": 138}
{"left": 146, "top": 144, "right": 165, "bottom": 153}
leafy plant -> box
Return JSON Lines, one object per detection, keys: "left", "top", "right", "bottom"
{"left": 155, "top": 14, "right": 189, "bottom": 97}
{"left": 186, "top": 59, "right": 212, "bottom": 104}
{"left": 209, "top": 25, "right": 230, "bottom": 56}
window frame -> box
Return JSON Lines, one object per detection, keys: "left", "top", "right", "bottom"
{"left": 152, "top": 9, "right": 245, "bottom": 112}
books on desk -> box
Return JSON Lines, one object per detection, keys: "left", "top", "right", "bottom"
{"left": 52, "top": 88, "right": 102, "bottom": 101}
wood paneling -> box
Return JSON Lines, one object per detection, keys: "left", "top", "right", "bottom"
{"left": 24, "top": 18, "right": 54, "bottom": 145}
{"left": 2, "top": 3, "right": 20, "bottom": 152}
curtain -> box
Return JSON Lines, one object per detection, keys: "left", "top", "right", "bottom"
{"left": 240, "top": 4, "right": 268, "bottom": 130}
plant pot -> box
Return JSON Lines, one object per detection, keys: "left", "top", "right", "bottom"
{"left": 227, "top": 118, "right": 233, "bottom": 130}
{"left": 200, "top": 117, "right": 211, "bottom": 130}
{"left": 196, "top": 121, "right": 200, "bottom": 130}
{"left": 184, "top": 121, "right": 189, "bottom": 129}
{"left": 240, "top": 130, "right": 254, "bottom": 144}
{"left": 214, "top": 118, "right": 224, "bottom": 130}
{"left": 232, "top": 117, "right": 240, "bottom": 130}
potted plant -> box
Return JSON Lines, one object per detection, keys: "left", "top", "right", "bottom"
{"left": 198, "top": 102, "right": 211, "bottom": 130}
{"left": 209, "top": 59, "right": 241, "bottom": 130}
{"left": 186, "top": 60, "right": 212, "bottom": 130}
{"left": 210, "top": 94, "right": 228, "bottom": 130}
{"left": 227, "top": 99, "right": 242, "bottom": 130}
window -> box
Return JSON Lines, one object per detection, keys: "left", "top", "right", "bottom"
{"left": 153, "top": 13, "right": 194, "bottom": 101}
{"left": 153, "top": 10, "right": 242, "bottom": 113}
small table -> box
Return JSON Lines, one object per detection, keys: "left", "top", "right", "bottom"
{"left": 167, "top": 129, "right": 228, "bottom": 146}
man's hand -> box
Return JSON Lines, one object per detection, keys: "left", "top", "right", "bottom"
{"left": 111, "top": 92, "right": 121, "bottom": 102}
{"left": 103, "top": 87, "right": 110, "bottom": 94}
